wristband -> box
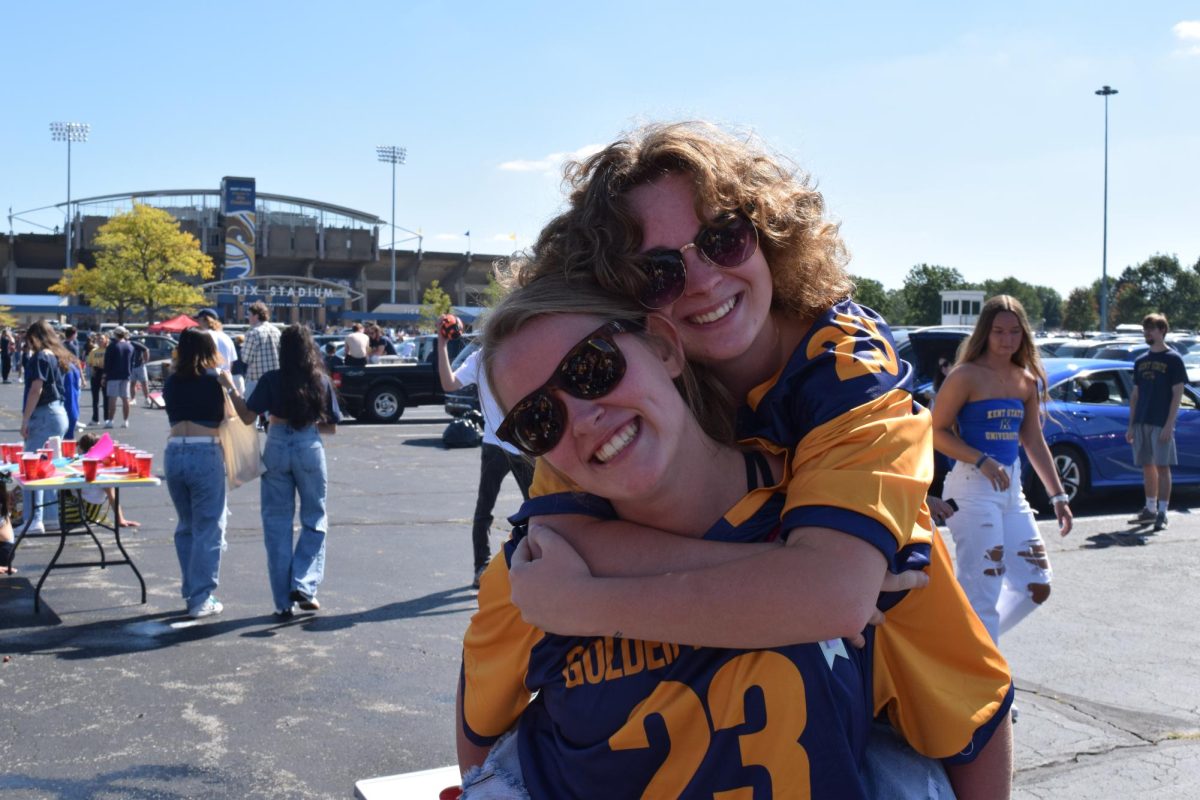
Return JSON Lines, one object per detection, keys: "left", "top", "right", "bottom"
{"left": 1049, "top": 493, "right": 1070, "bottom": 505}
{"left": 974, "top": 453, "right": 990, "bottom": 469}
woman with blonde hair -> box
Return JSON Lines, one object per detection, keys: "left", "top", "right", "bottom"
{"left": 20, "top": 320, "right": 72, "bottom": 533}
{"left": 932, "top": 295, "right": 1073, "bottom": 644}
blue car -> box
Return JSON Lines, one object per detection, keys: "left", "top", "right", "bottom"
{"left": 1022, "top": 358, "right": 1200, "bottom": 507}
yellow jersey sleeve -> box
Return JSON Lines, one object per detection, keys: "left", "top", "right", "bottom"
{"left": 873, "top": 530, "right": 1013, "bottom": 760}
{"left": 460, "top": 555, "right": 544, "bottom": 745}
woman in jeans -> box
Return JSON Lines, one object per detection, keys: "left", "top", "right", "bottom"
{"left": 163, "top": 328, "right": 228, "bottom": 619}
{"left": 21, "top": 321, "right": 71, "bottom": 533}
{"left": 226, "top": 325, "right": 340, "bottom": 619}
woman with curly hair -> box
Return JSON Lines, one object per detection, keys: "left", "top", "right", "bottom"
{"left": 226, "top": 324, "right": 341, "bottom": 618}
{"left": 495, "top": 121, "right": 1013, "bottom": 794}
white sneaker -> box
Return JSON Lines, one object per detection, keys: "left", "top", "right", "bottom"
{"left": 103, "top": 420, "right": 114, "bottom": 429}
{"left": 77, "top": 421, "right": 88, "bottom": 429}
{"left": 121, "top": 420, "right": 130, "bottom": 428}
{"left": 189, "top": 597, "right": 224, "bottom": 619}
{"left": 24, "top": 520, "right": 46, "bottom": 534}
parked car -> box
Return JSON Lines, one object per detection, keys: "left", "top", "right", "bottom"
{"left": 330, "top": 335, "right": 473, "bottom": 423}
{"left": 1182, "top": 348, "right": 1200, "bottom": 386}
{"left": 896, "top": 327, "right": 971, "bottom": 405}
{"left": 1019, "top": 358, "right": 1200, "bottom": 508}
{"left": 130, "top": 334, "right": 178, "bottom": 363}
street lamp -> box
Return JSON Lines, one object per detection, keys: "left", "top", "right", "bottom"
{"left": 50, "top": 121, "right": 89, "bottom": 270}
{"left": 1094, "top": 85, "right": 1117, "bottom": 332}
{"left": 376, "top": 145, "right": 407, "bottom": 305}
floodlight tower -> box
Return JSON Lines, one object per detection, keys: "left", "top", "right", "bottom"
{"left": 1094, "top": 85, "right": 1117, "bottom": 332}
{"left": 50, "top": 121, "right": 90, "bottom": 269}
{"left": 376, "top": 145, "right": 407, "bottom": 304}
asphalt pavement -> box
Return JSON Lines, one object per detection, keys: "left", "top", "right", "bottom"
{"left": 1, "top": 380, "right": 1198, "bottom": 799}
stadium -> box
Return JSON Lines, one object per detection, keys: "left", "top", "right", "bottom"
{"left": 2, "top": 177, "right": 503, "bottom": 326}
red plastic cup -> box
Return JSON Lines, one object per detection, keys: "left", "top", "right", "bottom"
{"left": 61, "top": 440, "right": 77, "bottom": 459}
{"left": 135, "top": 452, "right": 152, "bottom": 478}
{"left": 3, "top": 444, "right": 17, "bottom": 463}
{"left": 82, "top": 457, "right": 100, "bottom": 482}
{"left": 21, "top": 454, "right": 38, "bottom": 480}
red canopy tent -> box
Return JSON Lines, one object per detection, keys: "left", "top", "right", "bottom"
{"left": 146, "top": 314, "right": 198, "bottom": 333}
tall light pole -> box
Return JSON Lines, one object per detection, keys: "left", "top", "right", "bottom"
{"left": 376, "top": 145, "right": 407, "bottom": 305}
{"left": 50, "top": 121, "right": 89, "bottom": 270}
{"left": 1095, "top": 85, "right": 1117, "bottom": 332}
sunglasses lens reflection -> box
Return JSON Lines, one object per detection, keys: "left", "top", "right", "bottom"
{"left": 639, "top": 253, "right": 687, "bottom": 309}
{"left": 698, "top": 215, "right": 757, "bottom": 267}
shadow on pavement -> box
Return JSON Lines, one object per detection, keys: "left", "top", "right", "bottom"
{"left": 0, "top": 586, "right": 477, "bottom": 659}
{"left": 0, "top": 762, "right": 225, "bottom": 798}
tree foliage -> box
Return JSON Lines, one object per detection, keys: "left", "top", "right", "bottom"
{"left": 1061, "top": 287, "right": 1098, "bottom": 332}
{"left": 49, "top": 204, "right": 213, "bottom": 323}
{"left": 848, "top": 275, "right": 888, "bottom": 316}
{"left": 1111, "top": 254, "right": 1200, "bottom": 330}
{"left": 900, "top": 264, "right": 967, "bottom": 325}
{"left": 420, "top": 279, "right": 454, "bottom": 331}
{"left": 979, "top": 277, "right": 1046, "bottom": 328}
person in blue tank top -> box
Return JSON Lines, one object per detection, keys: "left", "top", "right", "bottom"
{"left": 932, "top": 295, "right": 1073, "bottom": 647}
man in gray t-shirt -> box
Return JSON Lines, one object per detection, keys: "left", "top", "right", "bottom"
{"left": 103, "top": 326, "right": 135, "bottom": 428}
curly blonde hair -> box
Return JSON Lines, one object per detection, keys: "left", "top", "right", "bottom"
{"left": 511, "top": 121, "right": 852, "bottom": 321}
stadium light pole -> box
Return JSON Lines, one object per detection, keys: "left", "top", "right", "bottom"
{"left": 376, "top": 145, "right": 407, "bottom": 305}
{"left": 1094, "top": 85, "right": 1117, "bottom": 333}
{"left": 50, "top": 121, "right": 90, "bottom": 270}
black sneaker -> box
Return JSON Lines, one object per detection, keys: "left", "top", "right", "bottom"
{"left": 1130, "top": 508, "right": 1157, "bottom": 525}
{"left": 1154, "top": 511, "right": 1168, "bottom": 532}
{"left": 472, "top": 565, "right": 486, "bottom": 590}
{"left": 274, "top": 607, "right": 295, "bottom": 621}
{"left": 289, "top": 590, "right": 320, "bottom": 611}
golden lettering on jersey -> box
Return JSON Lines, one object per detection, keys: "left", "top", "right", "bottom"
{"left": 805, "top": 312, "right": 899, "bottom": 383}
{"left": 984, "top": 431, "right": 1019, "bottom": 440}
{"left": 985, "top": 408, "right": 1023, "bottom": 419}
{"left": 609, "top": 651, "right": 811, "bottom": 797}
{"left": 562, "top": 638, "right": 691, "bottom": 689}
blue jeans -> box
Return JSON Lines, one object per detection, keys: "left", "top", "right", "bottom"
{"left": 24, "top": 401, "right": 68, "bottom": 525}
{"left": 261, "top": 424, "right": 328, "bottom": 612}
{"left": 165, "top": 440, "right": 227, "bottom": 614}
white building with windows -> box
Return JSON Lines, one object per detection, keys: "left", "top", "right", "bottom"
{"left": 941, "top": 290, "right": 985, "bottom": 326}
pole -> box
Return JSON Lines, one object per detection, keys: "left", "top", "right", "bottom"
{"left": 390, "top": 158, "right": 397, "bottom": 305}
{"left": 1095, "top": 85, "right": 1118, "bottom": 333}
{"left": 65, "top": 138, "right": 72, "bottom": 270}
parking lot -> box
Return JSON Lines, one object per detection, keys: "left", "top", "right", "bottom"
{"left": 2, "top": 384, "right": 1199, "bottom": 798}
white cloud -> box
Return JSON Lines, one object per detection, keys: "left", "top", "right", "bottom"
{"left": 498, "top": 144, "right": 605, "bottom": 174}
{"left": 1174, "top": 20, "right": 1200, "bottom": 55}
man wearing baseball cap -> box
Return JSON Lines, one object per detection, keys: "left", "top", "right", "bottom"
{"left": 103, "top": 326, "right": 135, "bottom": 428}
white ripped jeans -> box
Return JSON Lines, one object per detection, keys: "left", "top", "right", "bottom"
{"left": 943, "top": 458, "right": 1052, "bottom": 644}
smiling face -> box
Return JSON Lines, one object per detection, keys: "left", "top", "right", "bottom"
{"left": 625, "top": 173, "right": 776, "bottom": 369}
{"left": 491, "top": 314, "right": 690, "bottom": 502}
{"left": 987, "top": 310, "right": 1025, "bottom": 359}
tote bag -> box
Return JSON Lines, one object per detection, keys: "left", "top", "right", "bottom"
{"left": 218, "top": 393, "right": 264, "bottom": 489}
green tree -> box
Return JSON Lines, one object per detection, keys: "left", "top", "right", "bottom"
{"left": 884, "top": 288, "right": 908, "bottom": 326}
{"left": 1061, "top": 287, "right": 1098, "bottom": 332}
{"left": 900, "top": 264, "right": 967, "bottom": 326}
{"left": 1111, "top": 254, "right": 1200, "bottom": 330}
{"left": 1034, "top": 285, "right": 1063, "bottom": 330}
{"left": 980, "top": 277, "right": 1045, "bottom": 328}
{"left": 50, "top": 204, "right": 213, "bottom": 324}
{"left": 420, "top": 279, "right": 454, "bottom": 331}
{"left": 849, "top": 275, "right": 888, "bottom": 316}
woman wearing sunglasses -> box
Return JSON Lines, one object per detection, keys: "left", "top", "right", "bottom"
{"left": 494, "top": 122, "right": 1012, "bottom": 795}
{"left": 461, "top": 275, "right": 959, "bottom": 798}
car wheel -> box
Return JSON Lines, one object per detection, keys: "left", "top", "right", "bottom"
{"left": 1050, "top": 444, "right": 1088, "bottom": 504}
{"left": 365, "top": 385, "right": 405, "bottom": 423}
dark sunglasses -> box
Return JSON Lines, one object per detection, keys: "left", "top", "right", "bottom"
{"left": 636, "top": 212, "right": 760, "bottom": 309}
{"left": 496, "top": 319, "right": 643, "bottom": 457}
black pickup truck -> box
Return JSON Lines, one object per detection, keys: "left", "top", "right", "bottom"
{"left": 331, "top": 335, "right": 473, "bottom": 423}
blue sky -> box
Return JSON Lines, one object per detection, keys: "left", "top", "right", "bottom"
{"left": 4, "top": 1, "right": 1198, "bottom": 297}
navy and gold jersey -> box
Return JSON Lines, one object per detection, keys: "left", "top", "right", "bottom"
{"left": 739, "top": 299, "right": 933, "bottom": 569}
{"left": 462, "top": 489, "right": 878, "bottom": 799}
{"left": 522, "top": 299, "right": 1013, "bottom": 765}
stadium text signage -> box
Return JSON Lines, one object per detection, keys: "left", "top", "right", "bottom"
{"left": 228, "top": 283, "right": 343, "bottom": 299}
